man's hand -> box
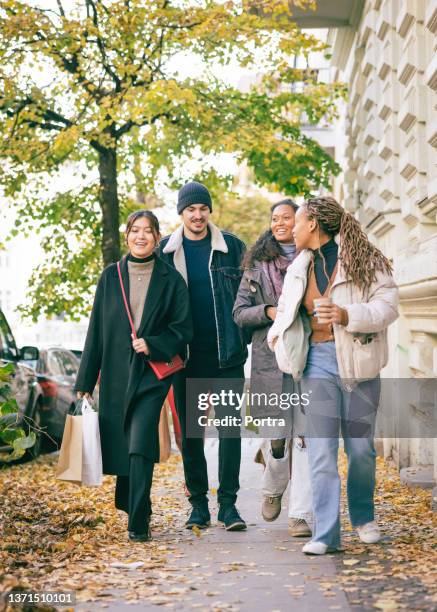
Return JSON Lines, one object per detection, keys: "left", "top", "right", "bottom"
{"left": 132, "top": 336, "right": 150, "bottom": 355}
{"left": 315, "top": 303, "right": 349, "bottom": 326}
{"left": 266, "top": 306, "right": 277, "bottom": 321}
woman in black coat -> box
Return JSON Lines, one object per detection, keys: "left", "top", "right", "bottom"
{"left": 75, "top": 210, "right": 192, "bottom": 542}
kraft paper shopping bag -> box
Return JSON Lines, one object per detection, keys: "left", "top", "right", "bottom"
{"left": 56, "top": 413, "right": 83, "bottom": 484}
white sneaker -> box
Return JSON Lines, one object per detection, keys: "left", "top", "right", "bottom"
{"left": 356, "top": 521, "right": 381, "bottom": 544}
{"left": 302, "top": 541, "right": 328, "bottom": 555}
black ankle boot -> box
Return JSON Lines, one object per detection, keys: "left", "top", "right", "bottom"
{"left": 185, "top": 504, "right": 211, "bottom": 529}
{"left": 128, "top": 522, "right": 152, "bottom": 542}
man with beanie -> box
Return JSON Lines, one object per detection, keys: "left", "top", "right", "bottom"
{"left": 159, "top": 181, "right": 248, "bottom": 531}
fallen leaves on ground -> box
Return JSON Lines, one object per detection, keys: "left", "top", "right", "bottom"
{"left": 333, "top": 452, "right": 437, "bottom": 611}
{"left": 1, "top": 449, "right": 436, "bottom": 611}
{"left": 0, "top": 453, "right": 193, "bottom": 607}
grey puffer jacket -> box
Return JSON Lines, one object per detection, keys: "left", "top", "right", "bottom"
{"left": 233, "top": 260, "right": 287, "bottom": 418}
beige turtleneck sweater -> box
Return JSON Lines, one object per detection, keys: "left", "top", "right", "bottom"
{"left": 127, "top": 259, "right": 155, "bottom": 332}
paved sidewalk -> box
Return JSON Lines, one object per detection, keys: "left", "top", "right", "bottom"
{"left": 4, "top": 438, "right": 433, "bottom": 611}
{"left": 88, "top": 439, "right": 350, "bottom": 611}
{"left": 168, "top": 438, "right": 349, "bottom": 611}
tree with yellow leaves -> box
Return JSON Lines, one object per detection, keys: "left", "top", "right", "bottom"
{"left": 0, "top": 0, "right": 345, "bottom": 319}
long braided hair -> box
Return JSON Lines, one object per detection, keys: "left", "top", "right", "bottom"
{"left": 303, "top": 196, "right": 393, "bottom": 290}
{"left": 242, "top": 198, "right": 298, "bottom": 268}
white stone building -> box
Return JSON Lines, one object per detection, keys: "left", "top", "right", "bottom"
{"left": 292, "top": 0, "right": 437, "bottom": 502}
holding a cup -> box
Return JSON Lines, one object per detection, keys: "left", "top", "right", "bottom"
{"left": 313, "top": 296, "right": 348, "bottom": 326}
{"left": 313, "top": 297, "right": 333, "bottom": 324}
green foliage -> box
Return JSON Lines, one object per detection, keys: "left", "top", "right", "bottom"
{"left": 0, "top": 0, "right": 345, "bottom": 319}
{"left": 214, "top": 192, "right": 275, "bottom": 248}
{"left": 16, "top": 185, "right": 103, "bottom": 321}
{"left": 0, "top": 363, "right": 35, "bottom": 462}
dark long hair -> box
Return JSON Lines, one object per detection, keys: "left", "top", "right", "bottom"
{"left": 242, "top": 198, "right": 298, "bottom": 269}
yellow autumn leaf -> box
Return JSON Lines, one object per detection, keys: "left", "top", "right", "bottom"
{"left": 343, "top": 559, "right": 360, "bottom": 566}
{"left": 374, "top": 601, "right": 399, "bottom": 611}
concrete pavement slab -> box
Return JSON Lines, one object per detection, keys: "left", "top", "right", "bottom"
{"left": 78, "top": 439, "right": 349, "bottom": 611}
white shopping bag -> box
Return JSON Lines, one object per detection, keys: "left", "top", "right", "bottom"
{"left": 81, "top": 397, "right": 103, "bottom": 486}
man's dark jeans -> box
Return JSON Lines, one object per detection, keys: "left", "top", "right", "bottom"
{"left": 172, "top": 349, "right": 244, "bottom": 507}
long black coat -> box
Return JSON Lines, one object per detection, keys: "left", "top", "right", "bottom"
{"left": 74, "top": 254, "right": 193, "bottom": 475}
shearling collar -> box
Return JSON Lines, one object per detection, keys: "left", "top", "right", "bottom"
{"left": 163, "top": 221, "right": 228, "bottom": 254}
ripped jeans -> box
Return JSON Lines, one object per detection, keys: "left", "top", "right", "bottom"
{"left": 259, "top": 375, "right": 313, "bottom": 523}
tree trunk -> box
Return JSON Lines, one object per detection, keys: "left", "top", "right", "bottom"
{"left": 98, "top": 147, "right": 121, "bottom": 267}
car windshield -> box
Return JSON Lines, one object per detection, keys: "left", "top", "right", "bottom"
{"left": 35, "top": 352, "right": 47, "bottom": 373}
{"left": 47, "top": 351, "right": 64, "bottom": 376}
{"left": 0, "top": 311, "right": 19, "bottom": 361}
{"left": 58, "top": 351, "right": 79, "bottom": 376}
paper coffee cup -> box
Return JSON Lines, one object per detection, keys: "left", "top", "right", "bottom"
{"left": 313, "top": 297, "right": 332, "bottom": 324}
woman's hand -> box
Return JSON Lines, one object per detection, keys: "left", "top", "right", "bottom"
{"left": 77, "top": 392, "right": 92, "bottom": 400}
{"left": 266, "top": 306, "right": 277, "bottom": 321}
{"left": 132, "top": 336, "right": 150, "bottom": 355}
{"left": 316, "top": 303, "right": 349, "bottom": 326}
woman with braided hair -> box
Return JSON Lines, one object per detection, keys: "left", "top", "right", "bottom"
{"left": 268, "top": 196, "right": 399, "bottom": 555}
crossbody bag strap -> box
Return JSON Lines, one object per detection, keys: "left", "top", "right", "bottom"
{"left": 116, "top": 261, "right": 137, "bottom": 340}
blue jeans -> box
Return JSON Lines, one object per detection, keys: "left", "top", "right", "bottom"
{"left": 301, "top": 342, "right": 380, "bottom": 548}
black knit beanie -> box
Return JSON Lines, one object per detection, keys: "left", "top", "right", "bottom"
{"left": 177, "top": 181, "right": 212, "bottom": 214}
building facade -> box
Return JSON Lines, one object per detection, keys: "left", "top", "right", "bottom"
{"left": 292, "top": 0, "right": 436, "bottom": 501}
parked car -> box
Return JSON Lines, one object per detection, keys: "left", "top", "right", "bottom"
{"left": 27, "top": 347, "right": 81, "bottom": 443}
{"left": 69, "top": 349, "right": 100, "bottom": 405}
{"left": 0, "top": 308, "right": 43, "bottom": 459}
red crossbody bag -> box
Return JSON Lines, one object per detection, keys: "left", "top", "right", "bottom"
{"left": 117, "top": 261, "right": 184, "bottom": 380}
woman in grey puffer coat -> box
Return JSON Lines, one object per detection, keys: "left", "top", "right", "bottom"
{"left": 233, "top": 199, "right": 313, "bottom": 537}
